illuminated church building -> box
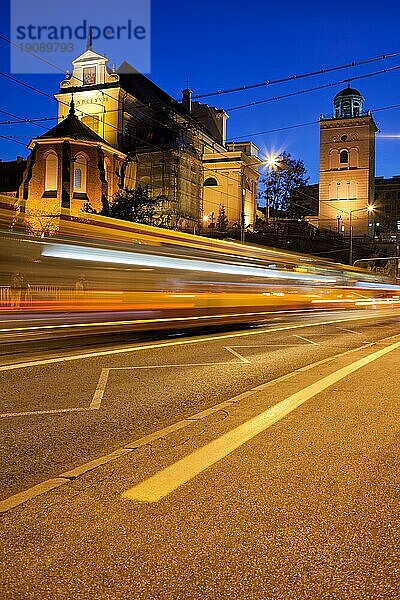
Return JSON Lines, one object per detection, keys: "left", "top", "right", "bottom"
{"left": 17, "top": 39, "right": 261, "bottom": 233}
{"left": 318, "top": 86, "right": 377, "bottom": 236}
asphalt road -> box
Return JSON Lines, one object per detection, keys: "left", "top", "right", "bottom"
{"left": 1, "top": 308, "right": 400, "bottom": 599}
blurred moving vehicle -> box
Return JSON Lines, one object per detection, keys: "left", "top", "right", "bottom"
{"left": 1, "top": 206, "right": 399, "bottom": 341}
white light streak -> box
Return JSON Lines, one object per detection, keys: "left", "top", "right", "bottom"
{"left": 41, "top": 244, "right": 337, "bottom": 284}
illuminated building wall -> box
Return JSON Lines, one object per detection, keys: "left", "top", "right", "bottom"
{"left": 202, "top": 145, "right": 260, "bottom": 230}
{"left": 319, "top": 87, "right": 377, "bottom": 236}
{"left": 52, "top": 44, "right": 261, "bottom": 232}
{"left": 19, "top": 102, "right": 126, "bottom": 235}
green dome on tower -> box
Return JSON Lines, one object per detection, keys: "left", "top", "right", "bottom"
{"left": 334, "top": 85, "right": 364, "bottom": 119}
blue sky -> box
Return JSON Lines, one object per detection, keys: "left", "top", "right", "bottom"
{"left": 1, "top": 0, "right": 400, "bottom": 183}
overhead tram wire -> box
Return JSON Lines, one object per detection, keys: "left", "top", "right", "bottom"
{"left": 2, "top": 32, "right": 399, "bottom": 163}
{"left": 226, "top": 98, "right": 400, "bottom": 143}
{"left": 226, "top": 64, "right": 400, "bottom": 112}
{"left": 2, "top": 32, "right": 400, "bottom": 150}
{"left": 0, "top": 92, "right": 397, "bottom": 207}
{"left": 2, "top": 67, "right": 400, "bottom": 163}
{"left": 5, "top": 97, "right": 400, "bottom": 145}
{"left": 0, "top": 134, "right": 28, "bottom": 147}
{"left": 0, "top": 108, "right": 50, "bottom": 131}
{"left": 194, "top": 50, "right": 400, "bottom": 99}
{"left": 0, "top": 45, "right": 313, "bottom": 210}
{"left": 0, "top": 66, "right": 248, "bottom": 201}
{"left": 2, "top": 36, "right": 400, "bottom": 210}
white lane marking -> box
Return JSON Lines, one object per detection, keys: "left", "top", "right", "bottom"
{"left": 2, "top": 331, "right": 400, "bottom": 514}
{"left": 340, "top": 328, "right": 362, "bottom": 334}
{"left": 223, "top": 347, "right": 251, "bottom": 363}
{"left": 89, "top": 368, "right": 110, "bottom": 410}
{"left": 122, "top": 339, "right": 400, "bottom": 503}
{"left": 1, "top": 349, "right": 252, "bottom": 419}
{"left": 0, "top": 407, "right": 88, "bottom": 418}
{"left": 0, "top": 313, "right": 393, "bottom": 373}
{"left": 293, "top": 334, "right": 320, "bottom": 346}
{"left": 112, "top": 362, "right": 248, "bottom": 370}
{"left": 90, "top": 348, "right": 251, "bottom": 409}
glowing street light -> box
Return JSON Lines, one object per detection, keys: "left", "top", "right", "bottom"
{"left": 262, "top": 153, "right": 281, "bottom": 226}
{"left": 265, "top": 154, "right": 279, "bottom": 169}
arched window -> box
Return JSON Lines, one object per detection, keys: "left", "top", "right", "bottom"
{"left": 349, "top": 148, "right": 359, "bottom": 168}
{"left": 74, "top": 168, "right": 82, "bottom": 189}
{"left": 349, "top": 181, "right": 358, "bottom": 199}
{"left": 329, "top": 149, "right": 339, "bottom": 170}
{"left": 44, "top": 151, "right": 58, "bottom": 192}
{"left": 329, "top": 182, "right": 338, "bottom": 200}
{"left": 204, "top": 177, "right": 218, "bottom": 187}
{"left": 340, "top": 150, "right": 349, "bottom": 165}
{"left": 73, "top": 154, "right": 87, "bottom": 195}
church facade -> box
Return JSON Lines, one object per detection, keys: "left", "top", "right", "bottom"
{"left": 318, "top": 86, "right": 377, "bottom": 237}
{"left": 12, "top": 39, "right": 261, "bottom": 234}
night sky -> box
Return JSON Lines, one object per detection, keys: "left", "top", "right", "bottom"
{"left": 1, "top": 0, "right": 400, "bottom": 184}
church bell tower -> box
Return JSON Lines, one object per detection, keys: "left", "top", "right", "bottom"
{"left": 319, "top": 86, "right": 377, "bottom": 237}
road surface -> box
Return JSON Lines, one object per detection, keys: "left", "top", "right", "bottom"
{"left": 0, "top": 308, "right": 399, "bottom": 599}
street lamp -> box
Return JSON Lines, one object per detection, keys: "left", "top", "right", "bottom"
{"left": 336, "top": 214, "right": 342, "bottom": 236}
{"left": 240, "top": 155, "right": 273, "bottom": 244}
{"left": 349, "top": 204, "right": 375, "bottom": 265}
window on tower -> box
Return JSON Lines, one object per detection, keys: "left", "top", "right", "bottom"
{"left": 340, "top": 150, "right": 349, "bottom": 165}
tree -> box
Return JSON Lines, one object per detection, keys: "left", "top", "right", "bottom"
{"left": 260, "top": 151, "right": 308, "bottom": 216}
{"left": 83, "top": 186, "right": 166, "bottom": 226}
{"left": 216, "top": 204, "right": 228, "bottom": 232}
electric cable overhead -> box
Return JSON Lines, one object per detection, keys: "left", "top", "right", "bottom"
{"left": 226, "top": 65, "right": 400, "bottom": 112}
{"left": 194, "top": 50, "right": 400, "bottom": 99}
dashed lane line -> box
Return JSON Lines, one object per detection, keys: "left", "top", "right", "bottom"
{"left": 2, "top": 331, "right": 400, "bottom": 514}
{"left": 89, "top": 368, "right": 110, "bottom": 410}
{"left": 222, "top": 347, "right": 251, "bottom": 363}
{"left": 293, "top": 334, "right": 320, "bottom": 346}
{"left": 339, "top": 328, "right": 362, "bottom": 335}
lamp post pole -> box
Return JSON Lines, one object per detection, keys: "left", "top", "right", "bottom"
{"left": 349, "top": 211, "right": 354, "bottom": 265}
{"left": 349, "top": 205, "right": 375, "bottom": 265}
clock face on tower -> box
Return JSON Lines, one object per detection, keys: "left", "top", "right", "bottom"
{"left": 83, "top": 67, "right": 96, "bottom": 85}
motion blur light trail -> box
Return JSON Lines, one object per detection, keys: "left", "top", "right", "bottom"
{"left": 1, "top": 208, "right": 399, "bottom": 342}
{"left": 42, "top": 243, "right": 337, "bottom": 284}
